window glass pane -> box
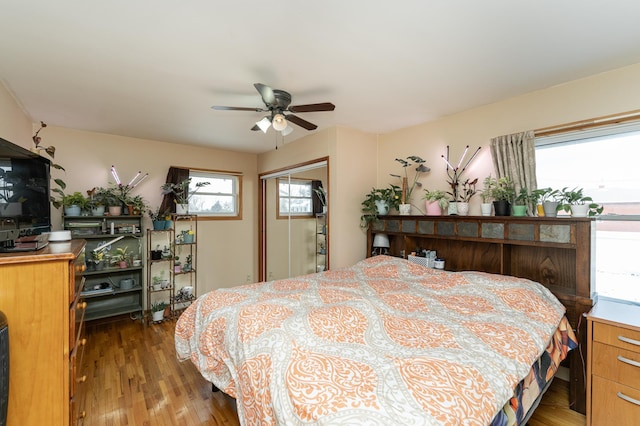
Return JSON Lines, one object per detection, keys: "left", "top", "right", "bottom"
{"left": 278, "top": 179, "right": 313, "bottom": 216}
{"left": 188, "top": 171, "right": 240, "bottom": 217}
{"left": 536, "top": 125, "right": 640, "bottom": 304}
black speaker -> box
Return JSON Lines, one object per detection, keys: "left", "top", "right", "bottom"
{"left": 0, "top": 311, "right": 8, "bottom": 426}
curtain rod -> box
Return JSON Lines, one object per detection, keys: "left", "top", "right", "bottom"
{"left": 534, "top": 109, "right": 640, "bottom": 137}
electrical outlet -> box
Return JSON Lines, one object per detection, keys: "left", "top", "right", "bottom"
{"left": 245, "top": 274, "right": 252, "bottom": 283}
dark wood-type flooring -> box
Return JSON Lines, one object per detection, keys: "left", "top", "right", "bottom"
{"left": 81, "top": 316, "right": 586, "bottom": 425}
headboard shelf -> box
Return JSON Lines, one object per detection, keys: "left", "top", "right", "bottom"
{"left": 367, "top": 214, "right": 594, "bottom": 414}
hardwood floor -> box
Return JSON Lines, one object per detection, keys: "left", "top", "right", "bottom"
{"left": 81, "top": 316, "right": 585, "bottom": 425}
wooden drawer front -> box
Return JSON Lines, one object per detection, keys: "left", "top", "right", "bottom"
{"left": 592, "top": 342, "right": 640, "bottom": 388}
{"left": 593, "top": 322, "right": 640, "bottom": 352}
{"left": 591, "top": 375, "right": 640, "bottom": 426}
{"left": 69, "top": 298, "right": 86, "bottom": 349}
{"left": 70, "top": 257, "right": 86, "bottom": 304}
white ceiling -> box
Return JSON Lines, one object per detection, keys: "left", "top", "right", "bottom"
{"left": 2, "top": 1, "right": 640, "bottom": 154}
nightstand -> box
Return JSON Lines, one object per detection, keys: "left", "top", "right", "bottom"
{"left": 586, "top": 298, "right": 640, "bottom": 425}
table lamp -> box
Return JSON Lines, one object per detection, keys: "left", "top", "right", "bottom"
{"left": 372, "top": 233, "right": 390, "bottom": 256}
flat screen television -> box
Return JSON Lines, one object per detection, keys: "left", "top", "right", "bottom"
{"left": 0, "top": 137, "right": 51, "bottom": 250}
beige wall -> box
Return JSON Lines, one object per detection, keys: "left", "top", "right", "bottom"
{"left": 0, "top": 82, "right": 32, "bottom": 146}
{"left": 378, "top": 62, "right": 640, "bottom": 216}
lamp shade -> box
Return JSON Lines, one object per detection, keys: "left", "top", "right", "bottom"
{"left": 372, "top": 233, "right": 390, "bottom": 248}
{"left": 281, "top": 125, "right": 293, "bottom": 136}
{"left": 256, "top": 117, "right": 271, "bottom": 133}
{"left": 272, "top": 113, "right": 287, "bottom": 131}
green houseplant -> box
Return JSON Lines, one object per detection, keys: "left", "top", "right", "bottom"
{"left": 423, "top": 189, "right": 449, "bottom": 216}
{"left": 162, "top": 178, "right": 210, "bottom": 214}
{"left": 538, "top": 187, "right": 563, "bottom": 217}
{"left": 360, "top": 185, "right": 401, "bottom": 228}
{"left": 484, "top": 176, "right": 515, "bottom": 216}
{"left": 52, "top": 190, "right": 88, "bottom": 216}
{"left": 150, "top": 301, "right": 168, "bottom": 322}
{"left": 558, "top": 187, "right": 603, "bottom": 217}
{"left": 390, "top": 156, "right": 430, "bottom": 210}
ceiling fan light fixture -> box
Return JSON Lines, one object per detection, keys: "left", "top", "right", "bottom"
{"left": 256, "top": 117, "right": 271, "bottom": 133}
{"left": 281, "top": 125, "right": 293, "bottom": 136}
{"left": 272, "top": 113, "right": 287, "bottom": 131}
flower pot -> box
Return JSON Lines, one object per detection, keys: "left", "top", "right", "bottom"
{"left": 536, "top": 204, "right": 545, "bottom": 217}
{"left": 512, "top": 205, "right": 527, "bottom": 216}
{"left": 152, "top": 310, "right": 164, "bottom": 322}
{"left": 176, "top": 203, "right": 188, "bottom": 214}
{"left": 91, "top": 206, "right": 105, "bottom": 216}
{"left": 456, "top": 202, "right": 470, "bottom": 216}
{"left": 448, "top": 202, "right": 457, "bottom": 216}
{"left": 119, "top": 260, "right": 128, "bottom": 269}
{"left": 374, "top": 200, "right": 389, "bottom": 215}
{"left": 64, "top": 205, "right": 81, "bottom": 216}
{"left": 493, "top": 200, "right": 511, "bottom": 216}
{"left": 398, "top": 203, "right": 411, "bottom": 215}
{"left": 108, "top": 205, "right": 122, "bottom": 216}
{"left": 152, "top": 283, "right": 162, "bottom": 291}
{"left": 151, "top": 250, "right": 162, "bottom": 260}
{"left": 480, "top": 203, "right": 492, "bottom": 216}
{"left": 543, "top": 201, "right": 559, "bottom": 218}
{"left": 425, "top": 201, "right": 442, "bottom": 216}
{"left": 95, "top": 260, "right": 104, "bottom": 271}
{"left": 152, "top": 220, "right": 166, "bottom": 230}
{"left": 164, "top": 220, "right": 173, "bottom": 230}
{"left": 183, "top": 234, "right": 194, "bottom": 244}
{"left": 570, "top": 204, "right": 590, "bottom": 217}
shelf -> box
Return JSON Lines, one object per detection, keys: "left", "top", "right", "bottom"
{"left": 81, "top": 285, "right": 144, "bottom": 298}
{"left": 85, "top": 302, "right": 143, "bottom": 321}
{"left": 84, "top": 266, "right": 143, "bottom": 276}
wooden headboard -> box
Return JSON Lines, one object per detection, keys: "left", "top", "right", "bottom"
{"left": 366, "top": 215, "right": 593, "bottom": 414}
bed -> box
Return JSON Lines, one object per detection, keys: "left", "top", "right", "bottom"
{"left": 175, "top": 255, "right": 577, "bottom": 425}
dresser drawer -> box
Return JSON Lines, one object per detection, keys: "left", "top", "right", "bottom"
{"left": 592, "top": 341, "right": 640, "bottom": 388}
{"left": 591, "top": 375, "right": 640, "bottom": 426}
{"left": 593, "top": 322, "right": 640, "bottom": 353}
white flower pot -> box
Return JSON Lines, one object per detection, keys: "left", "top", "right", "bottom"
{"left": 374, "top": 200, "right": 389, "bottom": 215}
{"left": 176, "top": 203, "right": 188, "bottom": 214}
{"left": 570, "top": 204, "right": 590, "bottom": 217}
{"left": 456, "top": 202, "right": 469, "bottom": 216}
{"left": 480, "top": 203, "right": 493, "bottom": 216}
{"left": 152, "top": 310, "right": 164, "bottom": 322}
{"left": 398, "top": 203, "right": 411, "bottom": 215}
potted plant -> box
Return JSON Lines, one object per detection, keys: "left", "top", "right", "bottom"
{"left": 538, "top": 187, "right": 563, "bottom": 217}
{"left": 174, "top": 256, "right": 181, "bottom": 273}
{"left": 360, "top": 185, "right": 401, "bottom": 228}
{"left": 150, "top": 301, "right": 167, "bottom": 322}
{"left": 456, "top": 178, "right": 478, "bottom": 216}
{"left": 183, "top": 254, "right": 193, "bottom": 272}
{"left": 149, "top": 207, "right": 170, "bottom": 230}
{"left": 112, "top": 246, "right": 130, "bottom": 268}
{"left": 161, "top": 178, "right": 210, "bottom": 214}
{"left": 486, "top": 176, "right": 515, "bottom": 216}
{"left": 86, "top": 187, "right": 109, "bottom": 216}
{"left": 558, "top": 187, "right": 603, "bottom": 217}
{"left": 480, "top": 176, "right": 495, "bottom": 216}
{"left": 513, "top": 188, "right": 531, "bottom": 216}
{"left": 129, "top": 195, "right": 148, "bottom": 216}
{"left": 390, "top": 156, "right": 430, "bottom": 215}
{"left": 52, "top": 191, "right": 88, "bottom": 216}
{"left": 423, "top": 189, "right": 449, "bottom": 216}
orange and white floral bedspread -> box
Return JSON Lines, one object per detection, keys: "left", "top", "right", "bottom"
{"left": 175, "top": 255, "right": 571, "bottom": 425}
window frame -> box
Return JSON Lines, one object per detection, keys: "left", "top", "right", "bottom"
{"left": 276, "top": 177, "right": 314, "bottom": 219}
{"left": 187, "top": 169, "right": 243, "bottom": 220}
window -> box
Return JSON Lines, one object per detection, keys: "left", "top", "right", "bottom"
{"left": 188, "top": 170, "right": 241, "bottom": 218}
{"left": 277, "top": 178, "right": 313, "bottom": 217}
{"left": 535, "top": 122, "right": 640, "bottom": 304}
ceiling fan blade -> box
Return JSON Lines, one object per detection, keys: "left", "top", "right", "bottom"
{"left": 288, "top": 102, "right": 335, "bottom": 113}
{"left": 286, "top": 114, "right": 318, "bottom": 131}
{"left": 212, "top": 106, "right": 264, "bottom": 112}
{"left": 254, "top": 83, "right": 276, "bottom": 106}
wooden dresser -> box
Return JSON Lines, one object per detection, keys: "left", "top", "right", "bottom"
{"left": 587, "top": 298, "right": 640, "bottom": 425}
{"left": 0, "top": 240, "right": 87, "bottom": 425}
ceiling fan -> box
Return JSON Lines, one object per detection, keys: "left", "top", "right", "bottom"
{"left": 212, "top": 83, "right": 335, "bottom": 135}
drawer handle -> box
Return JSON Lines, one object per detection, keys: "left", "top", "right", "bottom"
{"left": 618, "top": 335, "right": 640, "bottom": 347}
{"left": 618, "top": 355, "right": 640, "bottom": 369}
{"left": 617, "top": 391, "right": 640, "bottom": 407}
